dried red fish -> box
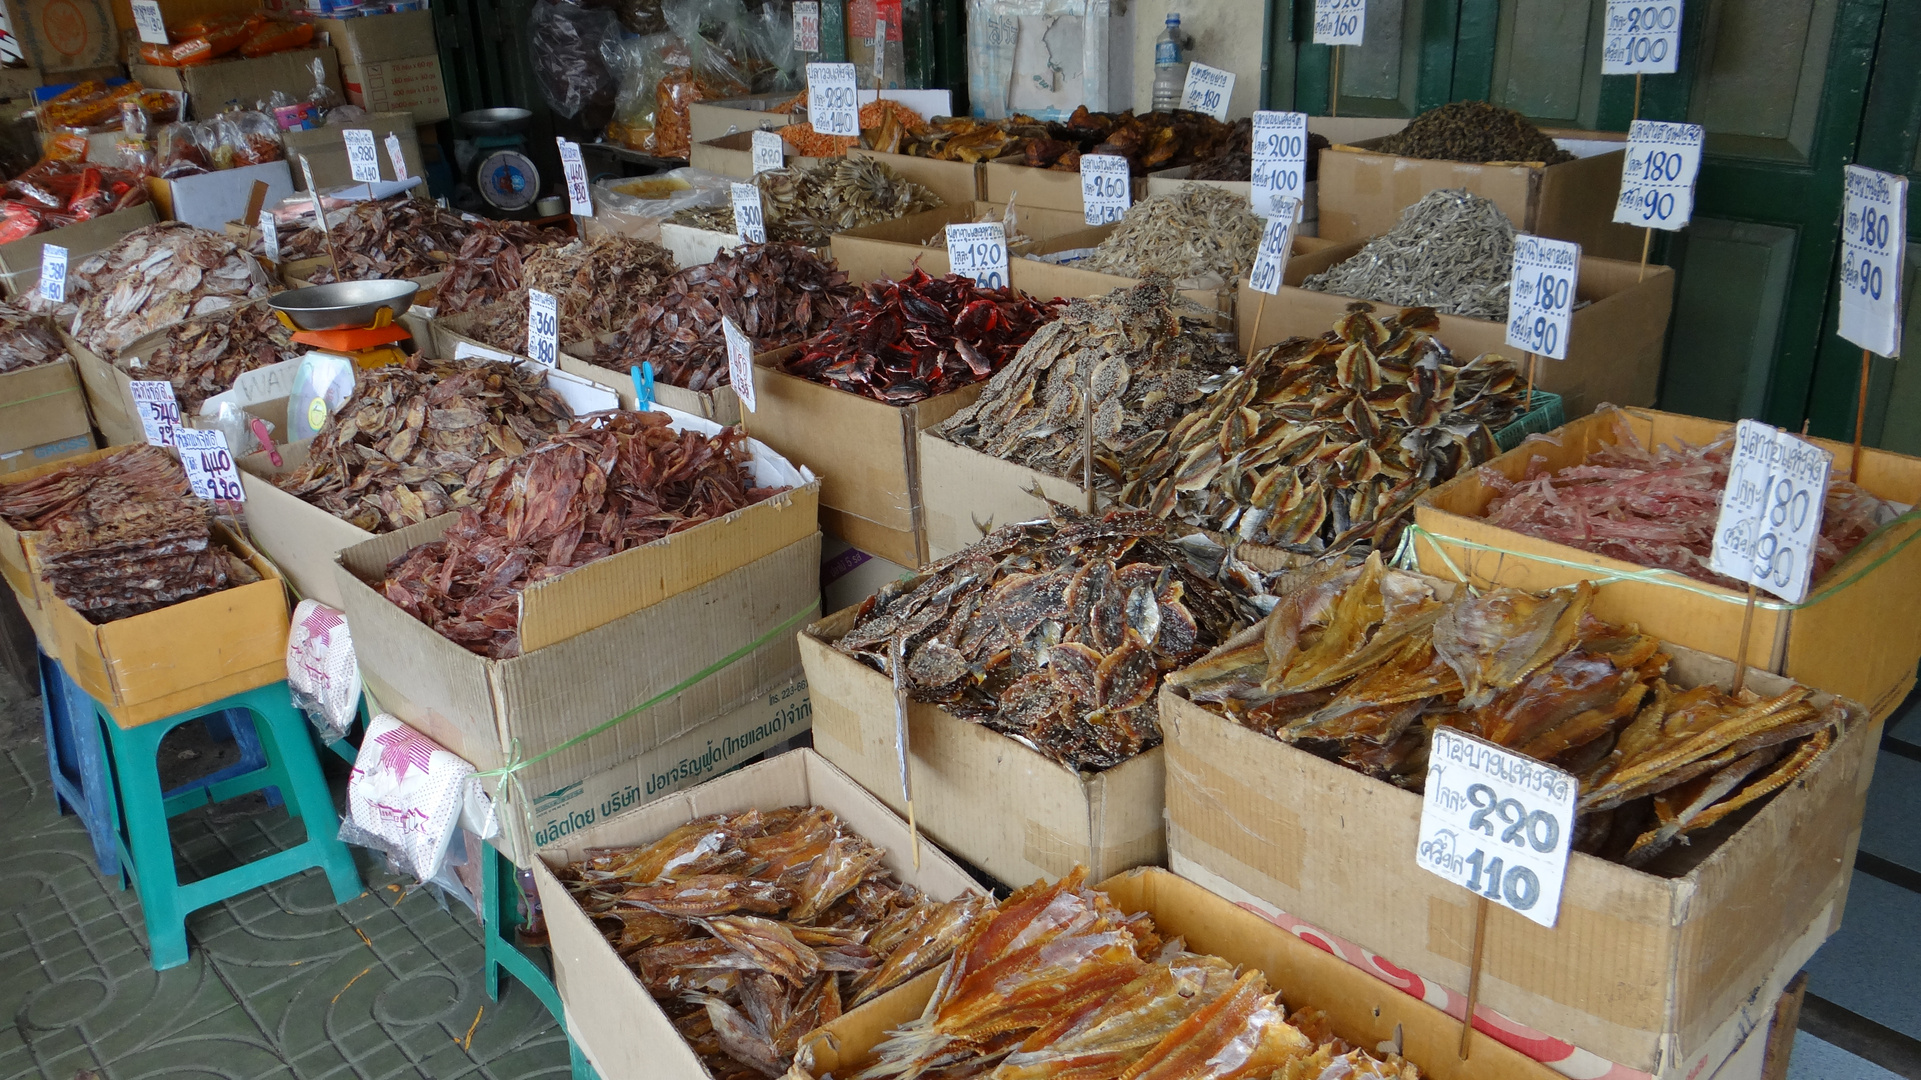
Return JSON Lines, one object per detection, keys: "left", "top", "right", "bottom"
{"left": 0, "top": 302, "right": 64, "bottom": 374}
{"left": 780, "top": 269, "right": 1060, "bottom": 405}
{"left": 120, "top": 302, "right": 293, "bottom": 411}
{"left": 450, "top": 236, "right": 680, "bottom": 353}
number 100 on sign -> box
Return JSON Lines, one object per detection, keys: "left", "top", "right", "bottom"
{"left": 1416, "top": 728, "right": 1575, "bottom": 928}
{"left": 1602, "top": 0, "right": 1681, "bottom": 75}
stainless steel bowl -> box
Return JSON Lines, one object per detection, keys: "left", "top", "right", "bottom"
{"left": 269, "top": 280, "right": 420, "bottom": 331}
{"left": 458, "top": 107, "right": 534, "bottom": 137}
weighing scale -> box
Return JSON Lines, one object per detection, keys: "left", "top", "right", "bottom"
{"left": 458, "top": 108, "right": 541, "bottom": 217}
{"left": 268, "top": 279, "right": 420, "bottom": 369}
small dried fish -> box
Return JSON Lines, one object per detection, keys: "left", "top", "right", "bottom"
{"left": 119, "top": 303, "right": 293, "bottom": 412}
{"left": 0, "top": 303, "right": 65, "bottom": 373}
{"left": 1303, "top": 189, "right": 1515, "bottom": 319}
{"left": 1083, "top": 185, "right": 1265, "bottom": 287}
{"left": 671, "top": 156, "right": 943, "bottom": 247}
{"left": 1376, "top": 100, "right": 1573, "bottom": 165}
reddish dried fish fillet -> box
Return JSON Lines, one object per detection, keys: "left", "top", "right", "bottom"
{"left": 0, "top": 303, "right": 64, "bottom": 373}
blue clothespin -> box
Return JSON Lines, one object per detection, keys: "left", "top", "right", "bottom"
{"left": 631, "top": 361, "right": 655, "bottom": 411}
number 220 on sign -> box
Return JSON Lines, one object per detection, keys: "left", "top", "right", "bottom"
{"left": 1416, "top": 728, "right": 1575, "bottom": 927}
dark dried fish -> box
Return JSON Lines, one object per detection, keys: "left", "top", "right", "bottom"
{"left": 452, "top": 236, "right": 680, "bottom": 354}
{"left": 119, "top": 303, "right": 293, "bottom": 412}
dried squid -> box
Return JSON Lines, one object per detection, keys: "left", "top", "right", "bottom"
{"left": 430, "top": 219, "right": 571, "bottom": 314}
{"left": 34, "top": 223, "right": 268, "bottom": 356}
{"left": 279, "top": 198, "right": 483, "bottom": 283}
{"left": 450, "top": 236, "right": 680, "bottom": 355}
{"left": 0, "top": 302, "right": 64, "bottom": 373}
{"left": 119, "top": 302, "right": 294, "bottom": 412}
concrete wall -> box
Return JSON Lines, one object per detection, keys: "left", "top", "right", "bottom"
{"left": 1128, "top": 0, "right": 1267, "bottom": 117}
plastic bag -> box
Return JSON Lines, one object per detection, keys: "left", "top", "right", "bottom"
{"left": 590, "top": 164, "right": 730, "bottom": 214}
{"left": 603, "top": 31, "right": 680, "bottom": 150}
{"left": 340, "top": 713, "right": 486, "bottom": 914}
{"left": 209, "top": 114, "right": 243, "bottom": 170}
{"left": 530, "top": 0, "right": 622, "bottom": 126}
{"left": 322, "top": 103, "right": 367, "bottom": 126}
{"left": 157, "top": 122, "right": 212, "bottom": 177}
{"left": 116, "top": 100, "right": 152, "bottom": 173}
{"left": 229, "top": 110, "right": 284, "bottom": 165}
{"left": 287, "top": 353, "right": 357, "bottom": 443}
{"left": 286, "top": 599, "right": 361, "bottom": 743}
{"left": 305, "top": 56, "right": 345, "bottom": 116}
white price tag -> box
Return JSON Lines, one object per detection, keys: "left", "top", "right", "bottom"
{"left": 131, "top": 0, "right": 169, "bottom": 45}
{"left": 1709, "top": 420, "right": 1833, "bottom": 604}
{"left": 944, "top": 222, "right": 1009, "bottom": 288}
{"left": 722, "top": 315, "right": 757, "bottom": 413}
{"left": 793, "top": 1, "right": 820, "bottom": 53}
{"left": 527, "top": 289, "right": 560, "bottom": 366}
{"left": 751, "top": 130, "right": 785, "bottom": 173}
{"left": 807, "top": 63, "right": 860, "bottom": 137}
{"left": 1602, "top": 0, "right": 1681, "bottom": 75}
{"left": 177, "top": 427, "right": 246, "bottom": 503}
{"left": 1504, "top": 234, "right": 1580, "bottom": 361}
{"left": 1839, "top": 164, "right": 1907, "bottom": 357}
{"left": 1312, "top": 0, "right": 1366, "bottom": 46}
{"left": 731, "top": 182, "right": 768, "bottom": 244}
{"left": 129, "top": 380, "right": 183, "bottom": 447}
{"left": 299, "top": 155, "right": 324, "bottom": 222}
{"left": 557, "top": 138, "right": 593, "bottom": 216}
{"left": 37, "top": 244, "right": 67, "bottom": 303}
{"left": 1179, "top": 63, "right": 1234, "bottom": 123}
{"left": 1247, "top": 207, "right": 1298, "bottom": 296}
{"left": 1417, "top": 727, "right": 1576, "bottom": 929}
{"left": 873, "top": 18, "right": 886, "bottom": 80}
{"left": 1079, "top": 154, "right": 1131, "bottom": 226}
{"left": 342, "top": 129, "right": 380, "bottom": 184}
{"left": 1250, "top": 110, "right": 1308, "bottom": 219}
{"left": 1614, "top": 120, "right": 1702, "bottom": 230}
{"left": 385, "top": 133, "right": 409, "bottom": 181}
{"left": 257, "top": 210, "right": 279, "bottom": 262}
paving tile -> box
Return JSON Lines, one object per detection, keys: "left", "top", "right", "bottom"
{"left": 1805, "top": 871, "right": 1921, "bottom": 1037}
{"left": 1786, "top": 1030, "right": 1906, "bottom": 1080}
{"left": 1859, "top": 749, "right": 1921, "bottom": 873}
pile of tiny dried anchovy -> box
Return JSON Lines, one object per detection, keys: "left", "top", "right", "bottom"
{"left": 37, "top": 223, "right": 267, "bottom": 356}
{"left": 451, "top": 236, "right": 680, "bottom": 354}
{"left": 1083, "top": 186, "right": 1265, "bottom": 287}
{"left": 431, "top": 220, "right": 571, "bottom": 314}
{"left": 0, "top": 302, "right": 64, "bottom": 373}
{"left": 1303, "top": 188, "right": 1515, "bottom": 319}
{"left": 121, "top": 303, "right": 294, "bottom": 412}
{"left": 669, "top": 156, "right": 943, "bottom": 247}
{"left": 279, "top": 198, "right": 481, "bottom": 283}
{"left": 1376, "top": 100, "right": 1574, "bottom": 165}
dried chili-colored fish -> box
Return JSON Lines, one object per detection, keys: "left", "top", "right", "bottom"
{"left": 0, "top": 302, "right": 64, "bottom": 373}
{"left": 120, "top": 302, "right": 293, "bottom": 412}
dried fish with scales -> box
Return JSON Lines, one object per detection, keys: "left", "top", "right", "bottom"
{"left": 1302, "top": 189, "right": 1516, "bottom": 319}
{"left": 1084, "top": 186, "right": 1265, "bottom": 288}
{"left": 119, "top": 303, "right": 293, "bottom": 412}
{"left": 278, "top": 198, "right": 482, "bottom": 283}
{"left": 899, "top": 107, "right": 1241, "bottom": 175}
{"left": 451, "top": 237, "right": 680, "bottom": 355}
{"left": 35, "top": 223, "right": 268, "bottom": 356}
{"left": 670, "top": 156, "right": 943, "bottom": 248}
{"left": 0, "top": 303, "right": 64, "bottom": 373}
{"left": 555, "top": 806, "right": 989, "bottom": 1080}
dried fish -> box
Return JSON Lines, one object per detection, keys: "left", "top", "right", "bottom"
{"left": 1302, "top": 189, "right": 1516, "bottom": 319}
{"left": 1188, "top": 119, "right": 1332, "bottom": 183}
{"left": 279, "top": 198, "right": 483, "bottom": 283}
{"left": 767, "top": 95, "right": 930, "bottom": 157}
{"left": 1375, "top": 100, "right": 1573, "bottom": 165}
{"left": 0, "top": 303, "right": 65, "bottom": 373}
{"left": 119, "top": 303, "right": 293, "bottom": 412}
{"left": 900, "top": 107, "right": 1241, "bottom": 174}
{"left": 671, "top": 156, "right": 943, "bottom": 247}
{"left": 33, "top": 223, "right": 268, "bottom": 356}
{"left": 431, "top": 220, "right": 572, "bottom": 314}
{"left": 1084, "top": 186, "right": 1265, "bottom": 287}
{"left": 452, "top": 236, "right": 680, "bottom": 354}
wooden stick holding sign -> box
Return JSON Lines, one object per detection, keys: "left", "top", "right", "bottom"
{"left": 1459, "top": 896, "right": 1490, "bottom": 1058}
{"left": 1614, "top": 120, "right": 1702, "bottom": 284}
{"left": 888, "top": 635, "right": 920, "bottom": 870}
{"left": 1312, "top": 0, "right": 1364, "bottom": 115}
{"left": 297, "top": 154, "right": 343, "bottom": 279}
{"left": 1837, "top": 165, "right": 1906, "bottom": 483}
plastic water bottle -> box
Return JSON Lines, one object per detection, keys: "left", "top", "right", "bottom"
{"left": 1152, "top": 14, "right": 1188, "bottom": 113}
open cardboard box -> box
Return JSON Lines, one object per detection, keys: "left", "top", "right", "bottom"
{"left": 1237, "top": 241, "right": 1676, "bottom": 419}
{"left": 1, "top": 356, "right": 91, "bottom": 460}
{"left": 0, "top": 432, "right": 95, "bottom": 480}
{"left": 980, "top": 158, "right": 1146, "bottom": 212}
{"left": 801, "top": 602, "right": 1164, "bottom": 887}
{"left": 0, "top": 202, "right": 157, "bottom": 297}
{"left": 847, "top": 148, "right": 982, "bottom": 208}
{"left": 534, "top": 747, "right": 985, "bottom": 1080}
{"left": 1413, "top": 407, "right": 1921, "bottom": 720}
{"left": 688, "top": 129, "right": 822, "bottom": 178}
{"left": 0, "top": 445, "right": 126, "bottom": 611}
{"left": 1162, "top": 624, "right": 1875, "bottom": 1074}
{"left": 828, "top": 199, "right": 1113, "bottom": 281}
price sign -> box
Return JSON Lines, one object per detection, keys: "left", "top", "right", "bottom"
{"left": 793, "top": 1, "right": 820, "bottom": 53}
{"left": 299, "top": 155, "right": 324, "bottom": 223}
{"left": 257, "top": 210, "right": 279, "bottom": 261}
{"left": 177, "top": 427, "right": 246, "bottom": 503}
{"left": 1416, "top": 727, "right": 1576, "bottom": 928}
{"left": 342, "top": 129, "right": 380, "bottom": 184}
{"left": 1180, "top": 63, "right": 1234, "bottom": 123}
{"left": 1709, "top": 421, "right": 1833, "bottom": 604}
{"left": 751, "top": 130, "right": 785, "bottom": 174}
{"left": 129, "top": 380, "right": 182, "bottom": 447}
{"left": 1602, "top": 0, "right": 1682, "bottom": 76}
{"left": 1079, "top": 154, "right": 1131, "bottom": 226}
{"left": 1504, "top": 234, "right": 1580, "bottom": 361}
{"left": 527, "top": 288, "right": 559, "bottom": 366}
{"left": 1839, "top": 164, "right": 1907, "bottom": 357}
{"left": 807, "top": 63, "right": 859, "bottom": 137}
{"left": 37, "top": 244, "right": 67, "bottom": 303}
{"left": 1613, "top": 119, "right": 1702, "bottom": 230}
{"left": 1250, "top": 110, "right": 1308, "bottom": 219}
{"left": 1312, "top": 0, "right": 1365, "bottom": 46}
{"left": 386, "top": 133, "right": 409, "bottom": 181}
{"left": 722, "top": 315, "right": 756, "bottom": 413}
{"left": 1247, "top": 207, "right": 1298, "bottom": 296}
{"left": 131, "top": 0, "right": 169, "bottom": 45}
{"left": 873, "top": 18, "right": 887, "bottom": 81}
{"left": 731, "top": 182, "right": 768, "bottom": 244}
{"left": 945, "top": 222, "right": 1009, "bottom": 288}
{"left": 557, "top": 138, "right": 593, "bottom": 215}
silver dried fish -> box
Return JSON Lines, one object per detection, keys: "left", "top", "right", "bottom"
{"left": 1301, "top": 188, "right": 1515, "bottom": 319}
{"left": 1083, "top": 186, "right": 1265, "bottom": 287}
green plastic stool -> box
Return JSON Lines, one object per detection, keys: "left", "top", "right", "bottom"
{"left": 480, "top": 843, "right": 599, "bottom": 1080}
{"left": 94, "top": 681, "right": 365, "bottom": 970}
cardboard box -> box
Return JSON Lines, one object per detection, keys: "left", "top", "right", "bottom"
{"left": 283, "top": 111, "right": 422, "bottom": 188}
{"left": 108, "top": 0, "right": 252, "bottom": 33}
{"left": 801, "top": 602, "right": 1165, "bottom": 887}
{"left": 556, "top": 336, "right": 743, "bottom": 428}
{"left": 793, "top": 867, "right": 1569, "bottom": 1080}
{"left": 688, "top": 130, "right": 821, "bottom": 179}
{"left": 1318, "top": 129, "right": 1644, "bottom": 261}
{"left": 0, "top": 64, "right": 41, "bottom": 100}
{"left": 9, "top": 0, "right": 115, "bottom": 72}
{"left": 0, "top": 432, "right": 95, "bottom": 478}
{"left": 0, "top": 357, "right": 91, "bottom": 457}
{"left": 536, "top": 748, "right": 985, "bottom": 1080}
{"left": 0, "top": 445, "right": 124, "bottom": 609}
{"left": 145, "top": 160, "right": 294, "bottom": 232}
{"left": 1413, "top": 407, "right": 1921, "bottom": 720}
{"left": 917, "top": 427, "right": 1089, "bottom": 562}
{"left": 687, "top": 90, "right": 952, "bottom": 145}
{"left": 65, "top": 326, "right": 157, "bottom": 446}
{"left": 847, "top": 148, "right": 980, "bottom": 208}
{"left": 1161, "top": 636, "right": 1874, "bottom": 1074}
{"left": 1147, "top": 173, "right": 1320, "bottom": 235}
{"left": 981, "top": 159, "right": 1143, "bottom": 212}
{"left": 820, "top": 537, "right": 910, "bottom": 615}
{"left": 316, "top": 9, "right": 435, "bottom": 65}
{"left": 829, "top": 200, "right": 1111, "bottom": 281}
{"left": 0, "top": 202, "right": 157, "bottom": 297}
{"left": 1238, "top": 241, "right": 1676, "bottom": 419}
{"left": 132, "top": 49, "right": 339, "bottom": 119}
{"left": 342, "top": 55, "right": 449, "bottom": 125}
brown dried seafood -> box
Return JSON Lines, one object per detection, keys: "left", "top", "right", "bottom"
{"left": 120, "top": 303, "right": 293, "bottom": 412}
{"left": 431, "top": 220, "right": 572, "bottom": 314}
{"left": 832, "top": 504, "right": 1267, "bottom": 770}
{"left": 593, "top": 244, "right": 856, "bottom": 393}
{"left": 0, "top": 302, "right": 64, "bottom": 373}
{"left": 48, "top": 223, "right": 267, "bottom": 356}
{"left": 277, "top": 355, "right": 574, "bottom": 532}
{"left": 938, "top": 276, "right": 1235, "bottom": 492}
{"left": 1123, "top": 303, "right": 1526, "bottom": 556}
{"left": 452, "top": 237, "right": 680, "bottom": 354}
{"left": 1083, "top": 186, "right": 1265, "bottom": 287}
{"left": 900, "top": 107, "right": 1242, "bottom": 175}
{"left": 1170, "top": 559, "right": 1848, "bottom": 867}
{"left": 378, "top": 410, "right": 790, "bottom": 658}
{"left": 280, "top": 198, "right": 481, "bottom": 283}
{"left": 1376, "top": 100, "right": 1573, "bottom": 165}
{"left": 556, "top": 806, "right": 991, "bottom": 1080}
{"left": 670, "top": 156, "right": 943, "bottom": 247}
{"left": 1302, "top": 189, "right": 1515, "bottom": 319}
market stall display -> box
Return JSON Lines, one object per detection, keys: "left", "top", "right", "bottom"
{"left": 121, "top": 303, "right": 294, "bottom": 412}
{"left": 446, "top": 236, "right": 680, "bottom": 353}
{"left": 669, "top": 156, "right": 943, "bottom": 247}
{"left": 430, "top": 221, "right": 576, "bottom": 315}
{"left": 0, "top": 305, "right": 66, "bottom": 373}
{"left": 901, "top": 106, "right": 1240, "bottom": 174}
{"left": 0, "top": 161, "right": 151, "bottom": 243}
{"left": 1302, "top": 189, "right": 1515, "bottom": 319}
{"left": 1375, "top": 100, "right": 1574, "bottom": 165}
{"left": 1187, "top": 118, "right": 1332, "bottom": 183}
{"left": 45, "top": 223, "right": 268, "bottom": 356}
{"left": 278, "top": 199, "right": 481, "bottom": 283}
{"left": 772, "top": 95, "right": 930, "bottom": 157}
{"left": 1083, "top": 185, "right": 1264, "bottom": 287}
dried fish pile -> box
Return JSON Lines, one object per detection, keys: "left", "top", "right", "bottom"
{"left": 453, "top": 237, "right": 680, "bottom": 353}
{"left": 902, "top": 107, "right": 1240, "bottom": 174}
{"left": 1170, "top": 557, "right": 1848, "bottom": 866}
{"left": 1375, "top": 100, "right": 1573, "bottom": 165}
{"left": 779, "top": 269, "right": 1060, "bottom": 405}
{"left": 833, "top": 504, "right": 1266, "bottom": 769}
{"left": 593, "top": 244, "right": 855, "bottom": 393}
{"left": 669, "top": 157, "right": 942, "bottom": 247}
{"left": 856, "top": 866, "right": 1421, "bottom": 1080}
{"left": 121, "top": 303, "right": 293, "bottom": 412}
{"left": 48, "top": 223, "right": 267, "bottom": 356}
{"left": 1084, "top": 186, "right": 1264, "bottom": 286}
{"left": 0, "top": 303, "right": 64, "bottom": 373}
{"left": 280, "top": 199, "right": 479, "bottom": 283}
{"left": 1303, "top": 189, "right": 1515, "bottom": 319}
{"left": 1126, "top": 303, "right": 1525, "bottom": 556}
{"left": 0, "top": 446, "right": 256, "bottom": 623}
{"left": 922, "top": 202, "right": 1034, "bottom": 255}
{"left": 277, "top": 355, "right": 573, "bottom": 532}
{"left": 555, "top": 806, "right": 991, "bottom": 1080}
{"left": 1188, "top": 119, "right": 1332, "bottom": 182}
{"left": 939, "top": 277, "right": 1235, "bottom": 489}
{"left": 431, "top": 221, "right": 571, "bottom": 315}
{"left": 379, "top": 411, "right": 790, "bottom": 657}
{"left": 1481, "top": 411, "right": 1896, "bottom": 589}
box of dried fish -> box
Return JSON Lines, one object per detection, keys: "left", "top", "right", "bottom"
{"left": 688, "top": 130, "right": 822, "bottom": 179}
{"left": 1413, "top": 406, "right": 1921, "bottom": 720}
{"left": 0, "top": 308, "right": 91, "bottom": 461}
{"left": 532, "top": 748, "right": 986, "bottom": 1080}
{"left": 665, "top": 153, "right": 954, "bottom": 253}
{"left": 0, "top": 202, "right": 159, "bottom": 298}
{"left": 35, "top": 222, "right": 271, "bottom": 361}
{"left": 275, "top": 197, "right": 481, "bottom": 295}
{"left": 793, "top": 866, "right": 1570, "bottom": 1080}
{"left": 1161, "top": 563, "right": 1874, "bottom": 1074}
{"left": 0, "top": 446, "right": 121, "bottom": 611}
{"left": 828, "top": 201, "right": 1110, "bottom": 280}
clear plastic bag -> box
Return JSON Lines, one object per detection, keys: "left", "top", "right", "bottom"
{"left": 590, "top": 164, "right": 729, "bottom": 214}
{"left": 531, "top": 0, "right": 623, "bottom": 125}
{"left": 340, "top": 712, "right": 488, "bottom": 916}
{"left": 286, "top": 598, "right": 361, "bottom": 743}
{"left": 230, "top": 110, "right": 284, "bottom": 165}
{"left": 603, "top": 30, "right": 682, "bottom": 151}
{"left": 305, "top": 56, "right": 345, "bottom": 116}
{"left": 156, "top": 121, "right": 212, "bottom": 178}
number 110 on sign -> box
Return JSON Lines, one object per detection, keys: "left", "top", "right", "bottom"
{"left": 1416, "top": 728, "right": 1575, "bottom": 928}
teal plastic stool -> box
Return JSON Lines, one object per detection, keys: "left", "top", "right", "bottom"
{"left": 93, "top": 681, "right": 364, "bottom": 970}
{"left": 480, "top": 843, "right": 599, "bottom": 1080}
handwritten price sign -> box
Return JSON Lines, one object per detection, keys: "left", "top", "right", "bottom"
{"left": 1614, "top": 120, "right": 1702, "bottom": 230}
{"left": 130, "top": 380, "right": 182, "bottom": 447}
{"left": 527, "top": 289, "right": 559, "bottom": 366}
{"left": 793, "top": 1, "right": 820, "bottom": 52}
{"left": 1312, "top": 0, "right": 1365, "bottom": 46}
{"left": 1504, "top": 234, "right": 1580, "bottom": 361}
{"left": 731, "top": 183, "right": 768, "bottom": 244}
{"left": 1838, "top": 164, "right": 1907, "bottom": 357}
{"left": 131, "top": 0, "right": 169, "bottom": 45}
{"left": 386, "top": 133, "right": 409, "bottom": 181}
{"left": 1079, "top": 154, "right": 1131, "bottom": 226}
{"left": 37, "top": 244, "right": 67, "bottom": 303}
{"left": 722, "top": 315, "right": 756, "bottom": 413}
{"left": 1709, "top": 420, "right": 1832, "bottom": 604}
{"left": 1247, "top": 207, "right": 1298, "bottom": 296}
{"left": 557, "top": 138, "right": 593, "bottom": 216}
{"left": 945, "top": 222, "right": 1009, "bottom": 288}
{"left": 1602, "top": 0, "right": 1682, "bottom": 75}
{"left": 751, "top": 130, "right": 785, "bottom": 173}
{"left": 1250, "top": 111, "right": 1308, "bottom": 219}
{"left": 807, "top": 63, "right": 859, "bottom": 137}
{"left": 177, "top": 427, "right": 246, "bottom": 503}
{"left": 342, "top": 129, "right": 380, "bottom": 183}
{"left": 1417, "top": 728, "right": 1576, "bottom": 928}
{"left": 1180, "top": 63, "right": 1234, "bottom": 122}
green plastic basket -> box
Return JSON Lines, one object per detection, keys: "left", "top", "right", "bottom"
{"left": 1493, "top": 390, "right": 1565, "bottom": 451}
